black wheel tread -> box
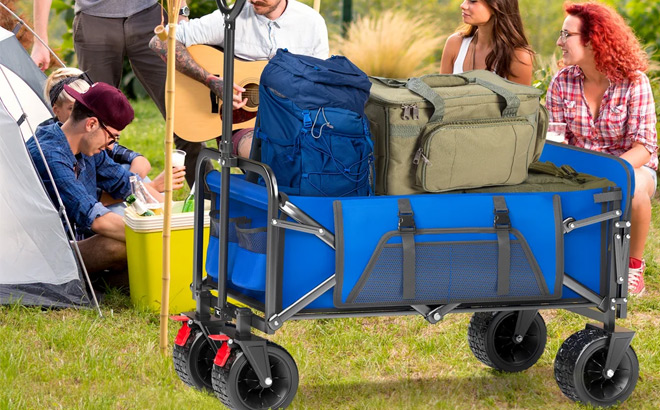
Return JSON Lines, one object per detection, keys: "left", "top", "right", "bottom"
{"left": 553, "top": 326, "right": 641, "bottom": 407}
{"left": 172, "top": 328, "right": 200, "bottom": 389}
{"left": 554, "top": 328, "right": 607, "bottom": 402}
{"left": 468, "top": 311, "right": 546, "bottom": 373}
{"left": 212, "top": 349, "right": 238, "bottom": 409}
{"left": 468, "top": 312, "right": 497, "bottom": 368}
{"left": 211, "top": 340, "right": 298, "bottom": 410}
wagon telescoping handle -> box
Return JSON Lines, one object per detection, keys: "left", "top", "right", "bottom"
{"left": 213, "top": 0, "right": 248, "bottom": 317}
{"left": 215, "top": 0, "right": 247, "bottom": 156}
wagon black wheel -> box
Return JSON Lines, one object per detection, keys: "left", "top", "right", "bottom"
{"left": 468, "top": 311, "right": 547, "bottom": 372}
{"left": 212, "top": 341, "right": 298, "bottom": 410}
{"left": 555, "top": 328, "right": 638, "bottom": 407}
{"left": 172, "top": 328, "right": 216, "bottom": 392}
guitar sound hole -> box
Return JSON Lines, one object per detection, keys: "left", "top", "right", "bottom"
{"left": 244, "top": 83, "right": 259, "bottom": 108}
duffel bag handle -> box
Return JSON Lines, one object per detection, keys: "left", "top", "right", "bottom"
{"left": 370, "top": 76, "right": 407, "bottom": 87}
{"left": 371, "top": 74, "right": 469, "bottom": 89}
{"left": 371, "top": 74, "right": 469, "bottom": 88}
{"left": 405, "top": 75, "right": 521, "bottom": 122}
{"left": 418, "top": 73, "right": 470, "bottom": 87}
{"left": 473, "top": 78, "right": 521, "bottom": 118}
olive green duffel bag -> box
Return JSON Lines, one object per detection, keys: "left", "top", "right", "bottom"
{"left": 365, "top": 70, "right": 548, "bottom": 195}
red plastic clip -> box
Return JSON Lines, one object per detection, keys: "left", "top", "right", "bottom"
{"left": 174, "top": 322, "right": 192, "bottom": 346}
{"left": 209, "top": 334, "right": 232, "bottom": 367}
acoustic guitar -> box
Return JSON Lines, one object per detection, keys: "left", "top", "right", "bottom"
{"left": 174, "top": 45, "right": 268, "bottom": 142}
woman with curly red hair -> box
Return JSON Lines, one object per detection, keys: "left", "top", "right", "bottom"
{"left": 546, "top": 1, "right": 657, "bottom": 296}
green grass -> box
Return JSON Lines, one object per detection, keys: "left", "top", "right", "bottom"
{"left": 2, "top": 99, "right": 660, "bottom": 409}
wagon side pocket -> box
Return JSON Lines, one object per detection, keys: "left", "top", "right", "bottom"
{"left": 334, "top": 196, "right": 563, "bottom": 308}
{"left": 230, "top": 225, "right": 268, "bottom": 291}
{"left": 206, "top": 214, "right": 251, "bottom": 282}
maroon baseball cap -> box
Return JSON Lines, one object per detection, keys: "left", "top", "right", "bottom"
{"left": 63, "top": 82, "right": 134, "bottom": 131}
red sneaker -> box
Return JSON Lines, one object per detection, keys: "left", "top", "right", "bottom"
{"left": 628, "top": 259, "right": 646, "bottom": 297}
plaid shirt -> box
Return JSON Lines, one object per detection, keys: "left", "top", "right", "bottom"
{"left": 546, "top": 66, "right": 658, "bottom": 170}
{"left": 107, "top": 143, "right": 142, "bottom": 165}
{"left": 27, "top": 123, "right": 134, "bottom": 235}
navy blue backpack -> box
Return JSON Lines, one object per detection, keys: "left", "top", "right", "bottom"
{"left": 254, "top": 49, "right": 374, "bottom": 197}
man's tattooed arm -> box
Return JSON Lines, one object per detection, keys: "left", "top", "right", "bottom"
{"left": 149, "top": 35, "right": 224, "bottom": 100}
{"left": 149, "top": 35, "right": 246, "bottom": 109}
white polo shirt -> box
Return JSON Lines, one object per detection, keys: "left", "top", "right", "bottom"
{"left": 175, "top": 0, "right": 329, "bottom": 61}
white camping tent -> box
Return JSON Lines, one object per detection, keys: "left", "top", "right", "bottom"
{"left": 0, "top": 26, "right": 90, "bottom": 308}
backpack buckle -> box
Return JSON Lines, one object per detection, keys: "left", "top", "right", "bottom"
{"left": 302, "top": 110, "right": 312, "bottom": 128}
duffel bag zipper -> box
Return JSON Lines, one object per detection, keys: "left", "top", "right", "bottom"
{"left": 412, "top": 148, "right": 430, "bottom": 165}
{"left": 401, "top": 103, "right": 419, "bottom": 120}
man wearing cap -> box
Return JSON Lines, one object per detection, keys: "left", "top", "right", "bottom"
{"left": 27, "top": 82, "right": 165, "bottom": 274}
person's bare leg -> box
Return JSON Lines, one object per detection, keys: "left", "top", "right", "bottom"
{"left": 629, "top": 168, "right": 654, "bottom": 260}
{"left": 77, "top": 235, "right": 127, "bottom": 274}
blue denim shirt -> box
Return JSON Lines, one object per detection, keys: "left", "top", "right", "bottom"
{"left": 27, "top": 123, "right": 134, "bottom": 234}
{"left": 107, "top": 143, "right": 141, "bottom": 165}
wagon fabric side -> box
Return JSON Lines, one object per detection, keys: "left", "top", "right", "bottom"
{"left": 205, "top": 143, "right": 631, "bottom": 312}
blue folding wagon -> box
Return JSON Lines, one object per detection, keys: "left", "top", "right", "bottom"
{"left": 170, "top": 1, "right": 640, "bottom": 408}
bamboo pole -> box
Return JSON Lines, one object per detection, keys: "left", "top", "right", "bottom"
{"left": 159, "top": 0, "right": 182, "bottom": 356}
{"left": 313, "top": 0, "right": 320, "bottom": 12}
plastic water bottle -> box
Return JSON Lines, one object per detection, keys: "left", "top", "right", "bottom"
{"left": 182, "top": 182, "right": 195, "bottom": 213}
{"left": 129, "top": 175, "right": 162, "bottom": 215}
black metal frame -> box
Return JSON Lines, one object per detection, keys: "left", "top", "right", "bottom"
{"left": 178, "top": 0, "right": 637, "bottom": 392}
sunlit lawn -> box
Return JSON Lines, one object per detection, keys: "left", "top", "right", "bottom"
{"left": 1, "top": 99, "right": 659, "bottom": 409}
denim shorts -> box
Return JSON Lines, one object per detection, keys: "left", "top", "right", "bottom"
{"left": 642, "top": 165, "right": 657, "bottom": 196}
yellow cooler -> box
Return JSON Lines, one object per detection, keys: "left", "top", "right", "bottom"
{"left": 124, "top": 201, "right": 210, "bottom": 313}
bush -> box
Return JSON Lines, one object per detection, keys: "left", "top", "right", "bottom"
{"left": 331, "top": 10, "right": 443, "bottom": 78}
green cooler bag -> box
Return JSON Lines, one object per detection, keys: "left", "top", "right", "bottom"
{"left": 365, "top": 70, "right": 548, "bottom": 195}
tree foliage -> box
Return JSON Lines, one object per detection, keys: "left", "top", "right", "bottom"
{"left": 618, "top": 0, "right": 660, "bottom": 61}
{"left": 30, "top": 0, "right": 659, "bottom": 99}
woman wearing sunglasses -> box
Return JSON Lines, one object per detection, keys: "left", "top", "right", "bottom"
{"left": 546, "top": 2, "right": 657, "bottom": 296}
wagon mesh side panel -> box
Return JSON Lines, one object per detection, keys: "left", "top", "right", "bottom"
{"left": 353, "top": 241, "right": 543, "bottom": 304}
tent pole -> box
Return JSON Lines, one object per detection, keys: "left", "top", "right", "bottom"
{"left": 69, "top": 240, "right": 103, "bottom": 316}
{"left": 158, "top": 0, "right": 181, "bottom": 356}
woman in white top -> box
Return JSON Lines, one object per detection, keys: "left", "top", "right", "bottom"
{"left": 440, "top": 0, "right": 534, "bottom": 85}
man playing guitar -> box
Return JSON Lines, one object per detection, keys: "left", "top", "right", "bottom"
{"left": 149, "top": 0, "right": 329, "bottom": 158}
